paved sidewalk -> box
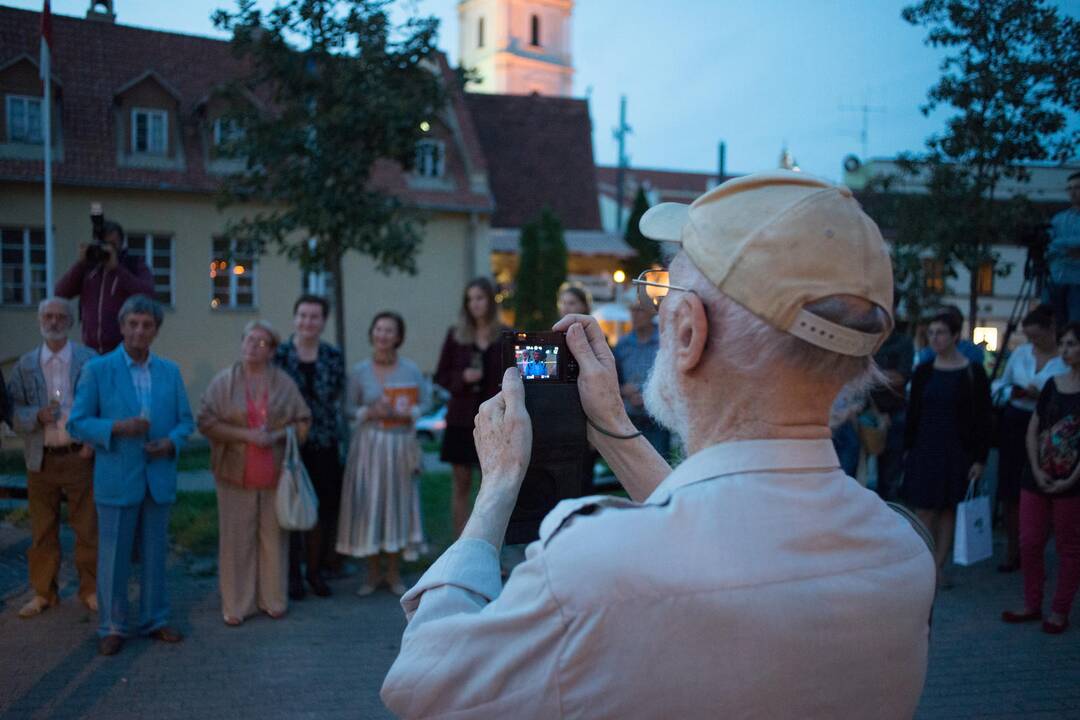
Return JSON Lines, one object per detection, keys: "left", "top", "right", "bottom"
{"left": 1, "top": 517, "right": 1078, "bottom": 718}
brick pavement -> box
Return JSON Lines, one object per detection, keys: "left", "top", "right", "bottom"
{"left": 1, "top": 515, "right": 1078, "bottom": 718}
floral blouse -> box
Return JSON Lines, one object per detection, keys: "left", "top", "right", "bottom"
{"left": 274, "top": 339, "right": 345, "bottom": 450}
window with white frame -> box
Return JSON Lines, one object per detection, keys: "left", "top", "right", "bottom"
{"left": 6, "top": 95, "right": 44, "bottom": 144}
{"left": 301, "top": 238, "right": 334, "bottom": 308}
{"left": 1, "top": 226, "right": 47, "bottom": 306}
{"left": 132, "top": 108, "right": 168, "bottom": 155}
{"left": 212, "top": 116, "right": 244, "bottom": 148}
{"left": 414, "top": 139, "right": 445, "bottom": 178}
{"left": 211, "top": 236, "right": 257, "bottom": 310}
{"left": 126, "top": 233, "right": 174, "bottom": 306}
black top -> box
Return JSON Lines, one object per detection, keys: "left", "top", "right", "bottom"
{"left": 1029, "top": 377, "right": 1080, "bottom": 497}
{"left": 274, "top": 340, "right": 345, "bottom": 450}
{"left": 905, "top": 360, "right": 993, "bottom": 464}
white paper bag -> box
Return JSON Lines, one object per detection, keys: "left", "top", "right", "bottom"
{"left": 275, "top": 426, "right": 319, "bottom": 531}
{"left": 953, "top": 479, "right": 992, "bottom": 566}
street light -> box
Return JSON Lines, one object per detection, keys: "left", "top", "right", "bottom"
{"left": 612, "top": 269, "right": 626, "bottom": 284}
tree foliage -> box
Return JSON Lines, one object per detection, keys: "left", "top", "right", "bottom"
{"left": 623, "top": 187, "right": 663, "bottom": 279}
{"left": 898, "top": 0, "right": 1079, "bottom": 334}
{"left": 211, "top": 0, "right": 446, "bottom": 353}
{"left": 513, "top": 208, "right": 567, "bottom": 330}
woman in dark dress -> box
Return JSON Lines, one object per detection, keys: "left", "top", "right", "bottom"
{"left": 903, "top": 311, "right": 992, "bottom": 587}
{"left": 274, "top": 294, "right": 345, "bottom": 599}
{"left": 435, "top": 278, "right": 507, "bottom": 537}
{"left": 1002, "top": 322, "right": 1080, "bottom": 634}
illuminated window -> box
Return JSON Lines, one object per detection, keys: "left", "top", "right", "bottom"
{"left": 211, "top": 237, "right": 256, "bottom": 309}
{"left": 974, "top": 326, "right": 999, "bottom": 352}
{"left": 126, "top": 233, "right": 174, "bottom": 306}
{"left": 976, "top": 261, "right": 994, "bottom": 296}
{"left": 922, "top": 258, "right": 945, "bottom": 294}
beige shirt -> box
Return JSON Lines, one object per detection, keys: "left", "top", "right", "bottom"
{"left": 40, "top": 341, "right": 73, "bottom": 447}
{"left": 382, "top": 439, "right": 935, "bottom": 719}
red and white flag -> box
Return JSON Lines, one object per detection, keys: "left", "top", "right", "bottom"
{"left": 40, "top": 0, "right": 52, "bottom": 81}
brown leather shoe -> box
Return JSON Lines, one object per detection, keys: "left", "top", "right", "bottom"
{"left": 98, "top": 635, "right": 125, "bottom": 656}
{"left": 147, "top": 626, "right": 184, "bottom": 643}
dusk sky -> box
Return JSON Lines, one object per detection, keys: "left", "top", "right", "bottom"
{"left": 9, "top": 0, "right": 1079, "bottom": 181}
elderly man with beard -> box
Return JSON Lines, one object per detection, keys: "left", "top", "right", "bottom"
{"left": 8, "top": 298, "right": 98, "bottom": 618}
{"left": 381, "top": 171, "right": 936, "bottom": 719}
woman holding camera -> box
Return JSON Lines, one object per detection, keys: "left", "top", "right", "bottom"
{"left": 197, "top": 320, "right": 311, "bottom": 625}
{"left": 434, "top": 278, "right": 507, "bottom": 537}
{"left": 338, "top": 312, "right": 428, "bottom": 595}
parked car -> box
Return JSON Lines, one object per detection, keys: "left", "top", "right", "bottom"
{"left": 416, "top": 405, "right": 447, "bottom": 445}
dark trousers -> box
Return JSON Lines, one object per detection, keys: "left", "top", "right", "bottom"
{"left": 289, "top": 443, "right": 342, "bottom": 581}
{"left": 875, "top": 410, "right": 906, "bottom": 502}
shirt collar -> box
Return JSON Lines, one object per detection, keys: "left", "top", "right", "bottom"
{"left": 121, "top": 345, "right": 153, "bottom": 370}
{"left": 646, "top": 438, "right": 840, "bottom": 503}
{"left": 40, "top": 341, "right": 72, "bottom": 365}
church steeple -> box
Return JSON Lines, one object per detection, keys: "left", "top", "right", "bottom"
{"left": 458, "top": 0, "right": 574, "bottom": 97}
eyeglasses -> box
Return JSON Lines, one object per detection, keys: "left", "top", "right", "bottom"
{"left": 632, "top": 269, "right": 692, "bottom": 309}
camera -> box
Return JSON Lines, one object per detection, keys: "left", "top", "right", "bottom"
{"left": 503, "top": 331, "right": 579, "bottom": 383}
{"left": 500, "top": 331, "right": 587, "bottom": 544}
{"left": 87, "top": 202, "right": 114, "bottom": 265}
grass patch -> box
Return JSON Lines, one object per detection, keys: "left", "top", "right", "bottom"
{"left": 177, "top": 445, "right": 212, "bottom": 472}
{"left": 0, "top": 450, "right": 25, "bottom": 475}
{"left": 170, "top": 491, "right": 219, "bottom": 556}
{"left": 0, "top": 505, "right": 31, "bottom": 527}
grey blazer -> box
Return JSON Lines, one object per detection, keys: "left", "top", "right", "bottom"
{"left": 7, "top": 341, "right": 97, "bottom": 471}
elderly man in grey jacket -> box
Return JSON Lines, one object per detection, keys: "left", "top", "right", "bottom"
{"left": 7, "top": 297, "right": 98, "bottom": 618}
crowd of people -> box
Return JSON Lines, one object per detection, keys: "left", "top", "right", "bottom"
{"left": 1, "top": 273, "right": 534, "bottom": 655}
{"left": 0, "top": 168, "right": 1077, "bottom": 715}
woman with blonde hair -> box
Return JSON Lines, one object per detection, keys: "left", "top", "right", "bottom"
{"left": 434, "top": 278, "right": 507, "bottom": 536}
{"left": 197, "top": 320, "right": 311, "bottom": 625}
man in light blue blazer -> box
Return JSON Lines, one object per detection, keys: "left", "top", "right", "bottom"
{"left": 68, "top": 295, "right": 193, "bottom": 656}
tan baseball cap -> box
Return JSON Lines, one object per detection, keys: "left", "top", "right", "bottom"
{"left": 639, "top": 169, "right": 893, "bottom": 357}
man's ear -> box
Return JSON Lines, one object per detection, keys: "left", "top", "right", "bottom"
{"left": 670, "top": 293, "right": 708, "bottom": 373}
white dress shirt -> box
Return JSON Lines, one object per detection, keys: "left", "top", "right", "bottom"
{"left": 382, "top": 439, "right": 935, "bottom": 719}
{"left": 40, "top": 341, "right": 73, "bottom": 447}
{"left": 121, "top": 346, "right": 153, "bottom": 416}
{"left": 991, "top": 343, "right": 1065, "bottom": 412}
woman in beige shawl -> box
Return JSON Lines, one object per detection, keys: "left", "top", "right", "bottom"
{"left": 197, "top": 320, "right": 311, "bottom": 625}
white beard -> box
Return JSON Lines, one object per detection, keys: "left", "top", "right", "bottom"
{"left": 643, "top": 336, "right": 690, "bottom": 440}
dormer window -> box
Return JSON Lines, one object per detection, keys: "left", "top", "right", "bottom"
{"left": 213, "top": 117, "right": 243, "bottom": 148}
{"left": 132, "top": 107, "right": 167, "bottom": 154}
{"left": 414, "top": 139, "right": 445, "bottom": 178}
{"left": 6, "top": 95, "right": 43, "bottom": 144}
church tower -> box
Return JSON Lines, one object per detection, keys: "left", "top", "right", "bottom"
{"left": 458, "top": 0, "right": 574, "bottom": 97}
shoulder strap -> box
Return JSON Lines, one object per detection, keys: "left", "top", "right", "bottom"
{"left": 887, "top": 501, "right": 935, "bottom": 556}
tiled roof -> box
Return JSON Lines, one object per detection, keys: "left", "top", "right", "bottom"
{"left": 0, "top": 6, "right": 492, "bottom": 213}
{"left": 596, "top": 165, "right": 735, "bottom": 205}
{"left": 465, "top": 92, "right": 602, "bottom": 230}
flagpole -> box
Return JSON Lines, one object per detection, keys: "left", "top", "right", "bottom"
{"left": 41, "top": 0, "right": 54, "bottom": 293}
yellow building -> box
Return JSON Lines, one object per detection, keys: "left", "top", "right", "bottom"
{"left": 0, "top": 5, "right": 493, "bottom": 406}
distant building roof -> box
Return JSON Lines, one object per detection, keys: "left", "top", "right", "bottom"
{"left": 489, "top": 227, "right": 633, "bottom": 258}
{"left": 0, "top": 6, "right": 492, "bottom": 213}
{"left": 596, "top": 165, "right": 735, "bottom": 205}
{"left": 465, "top": 92, "right": 602, "bottom": 230}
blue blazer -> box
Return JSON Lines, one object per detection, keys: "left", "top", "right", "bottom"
{"left": 68, "top": 347, "right": 194, "bottom": 507}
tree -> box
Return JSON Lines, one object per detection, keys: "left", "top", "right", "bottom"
{"left": 901, "top": 0, "right": 1080, "bottom": 335}
{"left": 623, "top": 187, "right": 663, "bottom": 279}
{"left": 513, "top": 208, "right": 567, "bottom": 330}
{"left": 211, "top": 0, "right": 446, "bottom": 355}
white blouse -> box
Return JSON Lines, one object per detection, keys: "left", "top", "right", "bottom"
{"left": 991, "top": 343, "right": 1066, "bottom": 412}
